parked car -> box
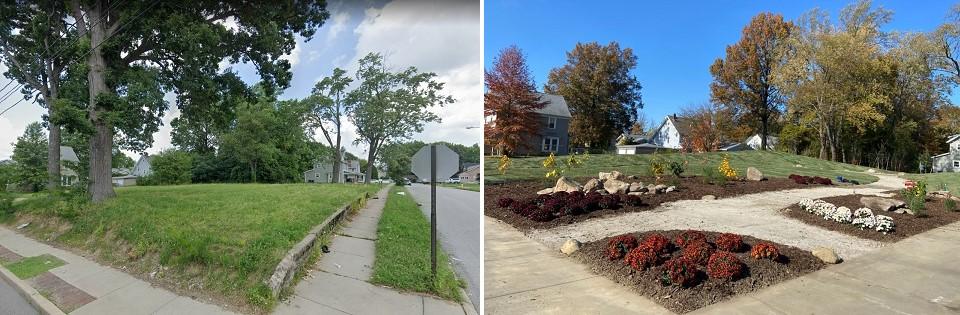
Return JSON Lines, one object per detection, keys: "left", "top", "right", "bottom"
{"left": 445, "top": 178, "right": 461, "bottom": 184}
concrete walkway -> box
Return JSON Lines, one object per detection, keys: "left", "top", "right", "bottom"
{"left": 694, "top": 222, "right": 960, "bottom": 314}
{"left": 275, "top": 187, "right": 470, "bottom": 315}
{"left": 0, "top": 226, "right": 236, "bottom": 314}
{"left": 484, "top": 216, "right": 672, "bottom": 315}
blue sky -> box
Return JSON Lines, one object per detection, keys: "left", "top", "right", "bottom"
{"left": 484, "top": 0, "right": 958, "bottom": 127}
{"left": 0, "top": 0, "right": 482, "bottom": 160}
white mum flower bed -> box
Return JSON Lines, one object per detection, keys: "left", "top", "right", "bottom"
{"left": 798, "top": 198, "right": 894, "bottom": 234}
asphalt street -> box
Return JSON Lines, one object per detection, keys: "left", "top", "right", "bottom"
{"left": 0, "top": 275, "right": 38, "bottom": 315}
{"left": 405, "top": 184, "right": 481, "bottom": 313}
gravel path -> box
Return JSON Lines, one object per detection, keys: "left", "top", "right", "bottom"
{"left": 527, "top": 173, "right": 905, "bottom": 259}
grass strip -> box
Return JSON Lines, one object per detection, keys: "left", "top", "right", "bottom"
{"left": 438, "top": 183, "right": 480, "bottom": 192}
{"left": 4, "top": 254, "right": 65, "bottom": 279}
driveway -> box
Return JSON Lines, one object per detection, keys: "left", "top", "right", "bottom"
{"left": 0, "top": 276, "right": 38, "bottom": 315}
{"left": 405, "top": 184, "right": 481, "bottom": 313}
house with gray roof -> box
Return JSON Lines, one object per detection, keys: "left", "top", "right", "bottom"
{"left": 304, "top": 159, "right": 366, "bottom": 183}
{"left": 59, "top": 146, "right": 80, "bottom": 186}
{"left": 486, "top": 93, "right": 572, "bottom": 155}
{"left": 931, "top": 134, "right": 960, "bottom": 173}
{"left": 132, "top": 154, "right": 153, "bottom": 177}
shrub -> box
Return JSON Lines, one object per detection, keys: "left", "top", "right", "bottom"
{"left": 625, "top": 247, "right": 659, "bottom": 271}
{"left": 621, "top": 194, "right": 643, "bottom": 207}
{"left": 639, "top": 233, "right": 672, "bottom": 255}
{"left": 649, "top": 154, "right": 667, "bottom": 181}
{"left": 750, "top": 242, "right": 780, "bottom": 261}
{"left": 703, "top": 166, "right": 727, "bottom": 186}
{"left": 497, "top": 197, "right": 515, "bottom": 208}
{"left": 662, "top": 257, "right": 699, "bottom": 287}
{"left": 706, "top": 251, "right": 744, "bottom": 281}
{"left": 718, "top": 155, "right": 738, "bottom": 179}
{"left": 0, "top": 192, "right": 14, "bottom": 215}
{"left": 566, "top": 191, "right": 585, "bottom": 203}
{"left": 900, "top": 180, "right": 927, "bottom": 217}
{"left": 149, "top": 149, "right": 194, "bottom": 185}
{"left": 542, "top": 197, "right": 564, "bottom": 213}
{"left": 674, "top": 230, "right": 707, "bottom": 248}
{"left": 715, "top": 233, "right": 743, "bottom": 252}
{"left": 518, "top": 204, "right": 539, "bottom": 218}
{"left": 598, "top": 194, "right": 620, "bottom": 209}
{"left": 606, "top": 234, "right": 639, "bottom": 260}
{"left": 946, "top": 198, "right": 957, "bottom": 212}
{"left": 562, "top": 202, "right": 584, "bottom": 216}
{"left": 668, "top": 161, "right": 685, "bottom": 177}
{"left": 681, "top": 241, "right": 714, "bottom": 265}
{"left": 509, "top": 199, "right": 533, "bottom": 214}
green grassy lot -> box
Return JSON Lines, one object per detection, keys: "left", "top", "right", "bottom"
{"left": 7, "top": 183, "right": 379, "bottom": 312}
{"left": 438, "top": 183, "right": 480, "bottom": 192}
{"left": 3, "top": 254, "right": 65, "bottom": 279}
{"left": 906, "top": 172, "right": 960, "bottom": 194}
{"left": 486, "top": 150, "right": 878, "bottom": 184}
{"left": 371, "top": 186, "right": 463, "bottom": 301}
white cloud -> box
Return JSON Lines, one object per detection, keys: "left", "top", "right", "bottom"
{"left": 326, "top": 12, "right": 351, "bottom": 44}
{"left": 281, "top": 37, "right": 304, "bottom": 67}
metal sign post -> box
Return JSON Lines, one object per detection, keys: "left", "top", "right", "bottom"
{"left": 410, "top": 143, "right": 459, "bottom": 280}
{"left": 430, "top": 144, "right": 437, "bottom": 278}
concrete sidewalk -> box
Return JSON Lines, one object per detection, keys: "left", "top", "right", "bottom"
{"left": 0, "top": 226, "right": 236, "bottom": 314}
{"left": 275, "top": 187, "right": 471, "bottom": 315}
{"left": 694, "top": 222, "right": 960, "bottom": 314}
{"left": 484, "top": 216, "right": 672, "bottom": 315}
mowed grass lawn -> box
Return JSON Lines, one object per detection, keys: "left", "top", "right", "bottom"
{"left": 371, "top": 186, "right": 463, "bottom": 301}
{"left": 439, "top": 182, "right": 481, "bottom": 192}
{"left": 9, "top": 183, "right": 379, "bottom": 311}
{"left": 906, "top": 172, "right": 960, "bottom": 194}
{"left": 486, "top": 150, "right": 878, "bottom": 184}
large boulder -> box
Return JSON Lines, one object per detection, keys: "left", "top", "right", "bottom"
{"left": 604, "top": 179, "right": 630, "bottom": 194}
{"left": 560, "top": 239, "right": 582, "bottom": 255}
{"left": 746, "top": 167, "right": 765, "bottom": 181}
{"left": 583, "top": 178, "right": 600, "bottom": 192}
{"left": 553, "top": 177, "right": 582, "bottom": 193}
{"left": 598, "top": 172, "right": 611, "bottom": 180}
{"left": 860, "top": 196, "right": 906, "bottom": 212}
{"left": 811, "top": 247, "right": 841, "bottom": 264}
{"left": 629, "top": 182, "right": 645, "bottom": 192}
{"left": 609, "top": 171, "right": 625, "bottom": 180}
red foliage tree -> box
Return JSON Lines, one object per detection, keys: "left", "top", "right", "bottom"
{"left": 484, "top": 46, "right": 547, "bottom": 156}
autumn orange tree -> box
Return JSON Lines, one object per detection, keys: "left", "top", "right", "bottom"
{"left": 710, "top": 13, "right": 792, "bottom": 151}
{"left": 484, "top": 45, "right": 547, "bottom": 156}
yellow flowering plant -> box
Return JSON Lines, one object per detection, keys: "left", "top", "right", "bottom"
{"left": 718, "top": 155, "right": 738, "bottom": 179}
{"left": 497, "top": 155, "right": 512, "bottom": 175}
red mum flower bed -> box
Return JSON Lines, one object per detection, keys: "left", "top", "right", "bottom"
{"left": 573, "top": 230, "right": 825, "bottom": 313}
{"left": 750, "top": 242, "right": 781, "bottom": 261}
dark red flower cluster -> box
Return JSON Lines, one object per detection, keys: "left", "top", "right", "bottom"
{"left": 789, "top": 174, "right": 832, "bottom": 185}
{"left": 681, "top": 241, "right": 714, "bottom": 265}
{"left": 663, "top": 257, "right": 699, "bottom": 287}
{"left": 639, "top": 233, "right": 672, "bottom": 255}
{"left": 675, "top": 230, "right": 707, "bottom": 248}
{"left": 706, "top": 251, "right": 744, "bottom": 281}
{"left": 496, "top": 189, "right": 645, "bottom": 222}
{"left": 606, "top": 234, "right": 639, "bottom": 260}
{"left": 625, "top": 247, "right": 660, "bottom": 271}
{"left": 715, "top": 233, "right": 743, "bottom": 252}
{"left": 750, "top": 242, "right": 780, "bottom": 261}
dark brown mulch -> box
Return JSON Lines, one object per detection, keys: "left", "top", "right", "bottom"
{"left": 485, "top": 176, "right": 831, "bottom": 230}
{"left": 574, "top": 230, "right": 825, "bottom": 314}
{"left": 782, "top": 194, "right": 960, "bottom": 242}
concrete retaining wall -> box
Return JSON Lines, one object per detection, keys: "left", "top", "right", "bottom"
{"left": 265, "top": 193, "right": 370, "bottom": 297}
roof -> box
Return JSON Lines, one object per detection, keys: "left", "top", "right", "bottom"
{"left": 462, "top": 164, "right": 481, "bottom": 172}
{"left": 650, "top": 115, "right": 692, "bottom": 140}
{"left": 60, "top": 146, "right": 79, "bottom": 163}
{"left": 932, "top": 152, "right": 951, "bottom": 158}
{"left": 947, "top": 134, "right": 960, "bottom": 144}
{"left": 534, "top": 93, "right": 572, "bottom": 118}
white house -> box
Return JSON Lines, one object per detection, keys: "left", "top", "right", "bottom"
{"left": 648, "top": 114, "right": 689, "bottom": 149}
{"left": 303, "top": 159, "right": 366, "bottom": 183}
{"left": 59, "top": 146, "right": 80, "bottom": 186}
{"left": 931, "top": 134, "right": 960, "bottom": 173}
{"left": 132, "top": 154, "right": 153, "bottom": 177}
{"left": 745, "top": 134, "right": 778, "bottom": 150}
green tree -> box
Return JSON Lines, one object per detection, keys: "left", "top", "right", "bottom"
{"left": 59, "top": 1, "right": 329, "bottom": 202}
{"left": 306, "top": 68, "right": 352, "bottom": 183}
{"left": 545, "top": 41, "right": 643, "bottom": 151}
{"left": 11, "top": 122, "right": 48, "bottom": 192}
{"left": 148, "top": 149, "right": 193, "bottom": 185}
{"left": 710, "top": 13, "right": 792, "bottom": 151}
{"left": 347, "top": 53, "right": 454, "bottom": 183}
{"left": 380, "top": 141, "right": 426, "bottom": 183}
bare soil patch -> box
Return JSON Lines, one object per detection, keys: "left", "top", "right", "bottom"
{"left": 485, "top": 176, "right": 833, "bottom": 230}
{"left": 782, "top": 193, "right": 960, "bottom": 242}
{"left": 574, "top": 230, "right": 825, "bottom": 314}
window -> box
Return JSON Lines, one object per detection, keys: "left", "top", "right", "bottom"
{"left": 542, "top": 137, "right": 560, "bottom": 152}
{"left": 547, "top": 117, "right": 557, "bottom": 129}
{"left": 955, "top": 161, "right": 959, "bottom": 168}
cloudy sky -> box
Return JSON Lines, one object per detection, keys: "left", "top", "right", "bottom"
{"left": 0, "top": 0, "right": 482, "bottom": 160}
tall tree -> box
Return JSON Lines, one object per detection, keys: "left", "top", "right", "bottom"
{"left": 484, "top": 45, "right": 546, "bottom": 155}
{"left": 307, "top": 68, "right": 352, "bottom": 182}
{"left": 11, "top": 122, "right": 48, "bottom": 192}
{"left": 545, "top": 41, "right": 643, "bottom": 151}
{"left": 0, "top": 1, "right": 80, "bottom": 190}
{"left": 347, "top": 53, "right": 453, "bottom": 183}
{"left": 710, "top": 12, "right": 792, "bottom": 151}
{"left": 63, "top": 1, "right": 328, "bottom": 201}
{"left": 932, "top": 3, "right": 960, "bottom": 85}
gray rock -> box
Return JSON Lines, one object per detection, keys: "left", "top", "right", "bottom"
{"left": 627, "top": 175, "right": 639, "bottom": 180}
{"left": 629, "top": 182, "right": 643, "bottom": 192}
{"left": 583, "top": 178, "right": 600, "bottom": 192}
{"left": 609, "top": 171, "right": 625, "bottom": 180}
{"left": 628, "top": 192, "right": 644, "bottom": 196}
{"left": 893, "top": 208, "right": 915, "bottom": 215}
{"left": 746, "top": 167, "right": 764, "bottom": 181}
{"left": 553, "top": 177, "right": 582, "bottom": 193}
{"left": 560, "top": 239, "right": 582, "bottom": 255}
{"left": 653, "top": 184, "right": 667, "bottom": 193}
{"left": 604, "top": 179, "right": 629, "bottom": 194}
{"left": 665, "top": 186, "right": 676, "bottom": 193}
{"left": 812, "top": 247, "right": 840, "bottom": 264}
{"left": 537, "top": 188, "right": 555, "bottom": 195}
{"left": 598, "top": 172, "right": 611, "bottom": 180}
{"left": 860, "top": 196, "right": 906, "bottom": 212}
{"left": 702, "top": 195, "right": 716, "bottom": 200}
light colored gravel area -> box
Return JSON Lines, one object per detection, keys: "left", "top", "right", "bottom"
{"left": 527, "top": 173, "right": 906, "bottom": 260}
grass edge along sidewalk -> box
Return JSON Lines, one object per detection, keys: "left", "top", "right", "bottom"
{"left": 371, "top": 186, "right": 464, "bottom": 301}
{"left": 3, "top": 183, "right": 380, "bottom": 314}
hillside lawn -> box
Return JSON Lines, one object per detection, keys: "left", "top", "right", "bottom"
{"left": 439, "top": 182, "right": 481, "bottom": 192}
{"left": 906, "top": 172, "right": 960, "bottom": 194}
{"left": 485, "top": 150, "right": 879, "bottom": 184}
{"left": 371, "top": 186, "right": 463, "bottom": 301}
{"left": 3, "top": 183, "right": 380, "bottom": 313}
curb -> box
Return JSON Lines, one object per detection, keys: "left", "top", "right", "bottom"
{"left": 0, "top": 265, "right": 65, "bottom": 315}
{"left": 265, "top": 191, "right": 373, "bottom": 297}
{"left": 459, "top": 287, "right": 479, "bottom": 315}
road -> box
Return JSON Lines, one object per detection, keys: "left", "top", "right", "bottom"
{"left": 405, "top": 184, "right": 481, "bottom": 313}
{"left": 0, "top": 275, "right": 39, "bottom": 315}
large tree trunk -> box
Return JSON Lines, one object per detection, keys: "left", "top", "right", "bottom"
{"left": 86, "top": 3, "right": 116, "bottom": 202}
{"left": 759, "top": 114, "right": 769, "bottom": 151}
{"left": 332, "top": 134, "right": 341, "bottom": 183}
{"left": 364, "top": 142, "right": 377, "bottom": 184}
{"left": 46, "top": 99, "right": 61, "bottom": 190}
